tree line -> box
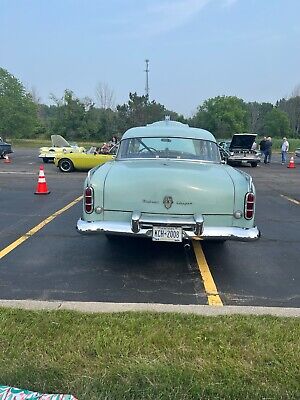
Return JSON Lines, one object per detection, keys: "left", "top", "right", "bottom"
{"left": 1, "top": 67, "right": 299, "bottom": 141}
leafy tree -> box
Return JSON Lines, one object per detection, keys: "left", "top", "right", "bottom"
{"left": 277, "top": 96, "right": 300, "bottom": 137}
{"left": 116, "top": 92, "right": 180, "bottom": 134}
{"left": 41, "top": 90, "right": 120, "bottom": 142}
{"left": 85, "top": 107, "right": 119, "bottom": 141}
{"left": 191, "top": 96, "right": 249, "bottom": 138}
{"left": 246, "top": 102, "right": 273, "bottom": 134}
{"left": 0, "top": 67, "right": 38, "bottom": 138}
{"left": 48, "top": 90, "right": 88, "bottom": 140}
{"left": 261, "top": 108, "right": 291, "bottom": 137}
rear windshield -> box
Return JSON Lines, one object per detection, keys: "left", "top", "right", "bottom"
{"left": 117, "top": 137, "right": 220, "bottom": 162}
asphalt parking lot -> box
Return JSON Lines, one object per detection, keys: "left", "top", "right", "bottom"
{"left": 0, "top": 149, "right": 299, "bottom": 308}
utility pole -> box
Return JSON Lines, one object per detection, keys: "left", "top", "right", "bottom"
{"left": 144, "top": 59, "right": 149, "bottom": 98}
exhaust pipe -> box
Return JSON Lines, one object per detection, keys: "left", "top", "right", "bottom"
{"left": 184, "top": 242, "right": 191, "bottom": 250}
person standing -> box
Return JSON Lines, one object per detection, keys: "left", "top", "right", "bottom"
{"left": 259, "top": 137, "right": 267, "bottom": 152}
{"left": 281, "top": 137, "right": 289, "bottom": 164}
{"left": 259, "top": 136, "right": 267, "bottom": 161}
{"left": 264, "top": 137, "right": 272, "bottom": 164}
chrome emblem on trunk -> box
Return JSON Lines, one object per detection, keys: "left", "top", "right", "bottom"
{"left": 163, "top": 196, "right": 173, "bottom": 209}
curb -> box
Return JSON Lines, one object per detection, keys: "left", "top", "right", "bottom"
{"left": 0, "top": 300, "right": 299, "bottom": 317}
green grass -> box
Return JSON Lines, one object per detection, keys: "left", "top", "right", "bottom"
{"left": 265, "top": 138, "right": 300, "bottom": 152}
{"left": 0, "top": 309, "right": 299, "bottom": 399}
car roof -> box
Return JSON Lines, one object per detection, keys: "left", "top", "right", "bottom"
{"left": 122, "top": 120, "right": 216, "bottom": 142}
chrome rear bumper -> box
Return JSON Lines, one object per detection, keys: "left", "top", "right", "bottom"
{"left": 77, "top": 212, "right": 260, "bottom": 241}
{"left": 228, "top": 156, "right": 260, "bottom": 163}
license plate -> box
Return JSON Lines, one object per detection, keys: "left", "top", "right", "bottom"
{"left": 152, "top": 226, "right": 182, "bottom": 242}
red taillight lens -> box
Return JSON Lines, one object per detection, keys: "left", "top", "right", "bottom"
{"left": 245, "top": 192, "right": 255, "bottom": 220}
{"left": 85, "top": 186, "right": 94, "bottom": 213}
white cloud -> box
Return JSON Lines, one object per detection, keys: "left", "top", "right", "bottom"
{"left": 144, "top": 0, "right": 211, "bottom": 35}
{"left": 103, "top": 0, "right": 238, "bottom": 39}
{"left": 140, "top": 0, "right": 238, "bottom": 36}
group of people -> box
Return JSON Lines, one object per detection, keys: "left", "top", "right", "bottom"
{"left": 94, "top": 135, "right": 119, "bottom": 155}
{"left": 259, "top": 136, "right": 289, "bottom": 165}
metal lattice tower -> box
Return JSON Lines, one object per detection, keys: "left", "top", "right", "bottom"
{"left": 145, "top": 59, "right": 149, "bottom": 98}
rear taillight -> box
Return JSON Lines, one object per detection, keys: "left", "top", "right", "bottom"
{"left": 84, "top": 186, "right": 94, "bottom": 213}
{"left": 244, "top": 192, "right": 255, "bottom": 220}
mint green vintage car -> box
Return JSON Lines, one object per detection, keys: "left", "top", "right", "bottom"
{"left": 77, "top": 120, "right": 260, "bottom": 243}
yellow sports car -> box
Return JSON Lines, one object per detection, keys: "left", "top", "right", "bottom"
{"left": 39, "top": 135, "right": 86, "bottom": 163}
{"left": 54, "top": 146, "right": 116, "bottom": 172}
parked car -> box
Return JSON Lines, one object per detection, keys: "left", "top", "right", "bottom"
{"left": 54, "top": 146, "right": 117, "bottom": 172}
{"left": 39, "top": 135, "right": 86, "bottom": 163}
{"left": 0, "top": 137, "right": 13, "bottom": 158}
{"left": 219, "top": 134, "right": 261, "bottom": 167}
{"left": 295, "top": 148, "right": 300, "bottom": 158}
{"left": 76, "top": 120, "right": 260, "bottom": 243}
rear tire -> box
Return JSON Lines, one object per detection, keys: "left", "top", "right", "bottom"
{"left": 58, "top": 158, "right": 74, "bottom": 172}
{"left": 251, "top": 162, "right": 257, "bottom": 167}
{"left": 43, "top": 158, "right": 49, "bottom": 163}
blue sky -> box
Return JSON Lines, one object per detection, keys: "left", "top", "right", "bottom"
{"left": 1, "top": 0, "right": 300, "bottom": 115}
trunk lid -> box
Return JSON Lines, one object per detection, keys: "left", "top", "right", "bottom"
{"left": 230, "top": 134, "right": 256, "bottom": 150}
{"left": 102, "top": 160, "right": 235, "bottom": 215}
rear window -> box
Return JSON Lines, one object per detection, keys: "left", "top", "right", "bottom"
{"left": 117, "top": 137, "right": 220, "bottom": 162}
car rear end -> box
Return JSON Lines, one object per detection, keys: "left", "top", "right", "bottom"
{"left": 77, "top": 161, "right": 260, "bottom": 242}
{"left": 227, "top": 133, "right": 261, "bottom": 167}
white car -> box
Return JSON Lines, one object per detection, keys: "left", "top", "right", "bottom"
{"left": 219, "top": 134, "right": 261, "bottom": 167}
{"left": 39, "top": 135, "right": 85, "bottom": 163}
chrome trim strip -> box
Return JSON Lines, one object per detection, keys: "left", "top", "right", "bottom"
{"left": 138, "top": 214, "right": 197, "bottom": 226}
{"left": 87, "top": 165, "right": 101, "bottom": 186}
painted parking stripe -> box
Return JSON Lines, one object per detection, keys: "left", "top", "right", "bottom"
{"left": 0, "top": 171, "right": 36, "bottom": 175}
{"left": 192, "top": 241, "right": 223, "bottom": 306}
{"left": 0, "top": 195, "right": 83, "bottom": 260}
{"left": 280, "top": 194, "right": 300, "bottom": 206}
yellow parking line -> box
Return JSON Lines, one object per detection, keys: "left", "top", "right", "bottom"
{"left": 280, "top": 194, "right": 300, "bottom": 206}
{"left": 192, "top": 240, "right": 223, "bottom": 306}
{"left": 0, "top": 195, "right": 83, "bottom": 260}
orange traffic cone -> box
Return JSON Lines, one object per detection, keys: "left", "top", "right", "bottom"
{"left": 287, "top": 156, "right": 296, "bottom": 169}
{"left": 35, "top": 165, "right": 50, "bottom": 195}
{"left": 4, "top": 154, "right": 11, "bottom": 163}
